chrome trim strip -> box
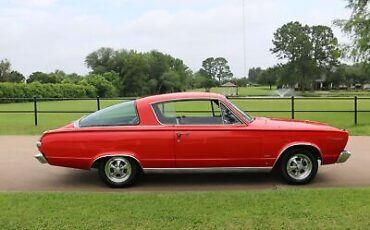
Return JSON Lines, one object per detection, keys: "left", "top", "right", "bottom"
{"left": 149, "top": 97, "right": 224, "bottom": 105}
{"left": 336, "top": 150, "right": 351, "bottom": 163}
{"left": 272, "top": 143, "right": 323, "bottom": 168}
{"left": 90, "top": 154, "right": 143, "bottom": 169}
{"left": 143, "top": 167, "right": 272, "bottom": 174}
{"left": 34, "top": 153, "right": 48, "bottom": 164}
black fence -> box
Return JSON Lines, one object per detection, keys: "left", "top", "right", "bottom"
{"left": 0, "top": 96, "right": 369, "bottom": 126}
{"left": 229, "top": 96, "right": 370, "bottom": 125}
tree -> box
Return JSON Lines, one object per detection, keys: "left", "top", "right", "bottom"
{"left": 235, "top": 77, "right": 249, "bottom": 87}
{"left": 80, "top": 74, "right": 116, "bottom": 97}
{"left": 61, "top": 73, "right": 83, "bottom": 84}
{"left": 344, "top": 63, "right": 370, "bottom": 84}
{"left": 200, "top": 57, "right": 233, "bottom": 84}
{"left": 0, "top": 59, "right": 25, "bottom": 83}
{"left": 27, "top": 72, "right": 58, "bottom": 84}
{"left": 248, "top": 67, "right": 262, "bottom": 83}
{"left": 0, "top": 59, "right": 11, "bottom": 82}
{"left": 7, "top": 71, "right": 25, "bottom": 83}
{"left": 256, "top": 66, "right": 283, "bottom": 89}
{"left": 85, "top": 47, "right": 116, "bottom": 74}
{"left": 193, "top": 71, "right": 215, "bottom": 91}
{"left": 335, "top": 0, "right": 370, "bottom": 62}
{"left": 85, "top": 48, "right": 193, "bottom": 96}
{"left": 271, "top": 21, "right": 341, "bottom": 90}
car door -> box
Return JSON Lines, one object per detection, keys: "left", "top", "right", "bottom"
{"left": 154, "top": 99, "right": 262, "bottom": 168}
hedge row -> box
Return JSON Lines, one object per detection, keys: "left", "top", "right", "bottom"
{"left": 0, "top": 82, "right": 96, "bottom": 99}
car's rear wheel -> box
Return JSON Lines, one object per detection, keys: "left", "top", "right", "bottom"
{"left": 280, "top": 148, "right": 318, "bottom": 184}
{"left": 98, "top": 156, "right": 138, "bottom": 188}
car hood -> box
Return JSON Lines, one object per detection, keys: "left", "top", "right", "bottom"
{"left": 251, "top": 117, "right": 342, "bottom": 132}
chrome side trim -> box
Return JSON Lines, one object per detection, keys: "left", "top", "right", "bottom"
{"left": 90, "top": 154, "right": 143, "bottom": 169}
{"left": 336, "top": 150, "right": 351, "bottom": 163}
{"left": 272, "top": 143, "right": 323, "bottom": 168}
{"left": 143, "top": 167, "right": 272, "bottom": 174}
{"left": 34, "top": 153, "right": 48, "bottom": 164}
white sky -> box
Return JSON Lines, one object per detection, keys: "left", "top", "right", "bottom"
{"left": 0, "top": 0, "right": 351, "bottom": 77}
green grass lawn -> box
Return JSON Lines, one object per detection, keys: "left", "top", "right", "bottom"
{"left": 194, "top": 86, "right": 370, "bottom": 97}
{"left": 195, "top": 86, "right": 275, "bottom": 96}
{"left": 0, "top": 188, "right": 369, "bottom": 229}
{"left": 0, "top": 97, "right": 369, "bottom": 135}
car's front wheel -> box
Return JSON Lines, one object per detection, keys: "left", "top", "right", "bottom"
{"left": 98, "top": 156, "right": 138, "bottom": 188}
{"left": 280, "top": 148, "right": 318, "bottom": 184}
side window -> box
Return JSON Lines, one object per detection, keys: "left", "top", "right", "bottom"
{"left": 79, "top": 101, "right": 139, "bottom": 127}
{"left": 220, "top": 103, "right": 242, "bottom": 125}
{"left": 152, "top": 100, "right": 223, "bottom": 125}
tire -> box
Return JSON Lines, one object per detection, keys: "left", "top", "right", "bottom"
{"left": 280, "top": 148, "right": 318, "bottom": 185}
{"left": 98, "top": 156, "right": 138, "bottom": 188}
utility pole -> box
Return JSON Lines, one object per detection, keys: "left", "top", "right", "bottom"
{"left": 242, "top": 0, "right": 247, "bottom": 78}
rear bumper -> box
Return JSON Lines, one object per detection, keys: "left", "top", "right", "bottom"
{"left": 34, "top": 153, "right": 48, "bottom": 164}
{"left": 336, "top": 150, "right": 351, "bottom": 163}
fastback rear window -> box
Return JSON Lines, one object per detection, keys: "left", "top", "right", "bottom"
{"left": 79, "top": 101, "right": 139, "bottom": 127}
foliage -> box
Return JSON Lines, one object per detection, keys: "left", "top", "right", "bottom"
{"left": 335, "top": 0, "right": 370, "bottom": 62}
{"left": 343, "top": 62, "right": 370, "bottom": 84}
{"left": 193, "top": 71, "right": 217, "bottom": 91}
{"left": 79, "top": 74, "right": 116, "bottom": 97}
{"left": 233, "top": 77, "right": 249, "bottom": 87}
{"left": 0, "top": 59, "right": 25, "bottom": 83}
{"left": 0, "top": 82, "right": 96, "bottom": 99}
{"left": 248, "top": 67, "right": 262, "bottom": 83}
{"left": 85, "top": 48, "right": 193, "bottom": 96}
{"left": 199, "top": 57, "right": 233, "bottom": 84}
{"left": 26, "top": 70, "right": 83, "bottom": 84}
{"left": 271, "top": 22, "right": 341, "bottom": 90}
{"left": 85, "top": 47, "right": 116, "bottom": 74}
{"left": 27, "top": 71, "right": 59, "bottom": 84}
{"left": 256, "top": 66, "right": 281, "bottom": 89}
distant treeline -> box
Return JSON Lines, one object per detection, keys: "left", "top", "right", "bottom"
{"left": 0, "top": 49, "right": 239, "bottom": 97}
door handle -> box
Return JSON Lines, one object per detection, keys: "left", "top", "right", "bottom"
{"left": 176, "top": 132, "right": 189, "bottom": 142}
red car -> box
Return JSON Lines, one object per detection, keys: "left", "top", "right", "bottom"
{"left": 35, "top": 92, "right": 350, "bottom": 187}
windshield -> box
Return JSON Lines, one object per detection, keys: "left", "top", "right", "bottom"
{"left": 79, "top": 101, "right": 139, "bottom": 127}
{"left": 227, "top": 99, "right": 254, "bottom": 123}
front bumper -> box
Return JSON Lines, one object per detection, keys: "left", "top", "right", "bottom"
{"left": 336, "top": 150, "right": 351, "bottom": 163}
{"left": 34, "top": 140, "right": 48, "bottom": 164}
{"left": 34, "top": 153, "right": 48, "bottom": 164}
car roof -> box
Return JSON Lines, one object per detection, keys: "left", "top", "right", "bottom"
{"left": 136, "top": 92, "right": 226, "bottom": 104}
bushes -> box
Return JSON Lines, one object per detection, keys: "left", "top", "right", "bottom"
{"left": 0, "top": 82, "right": 96, "bottom": 99}
{"left": 79, "top": 74, "right": 117, "bottom": 97}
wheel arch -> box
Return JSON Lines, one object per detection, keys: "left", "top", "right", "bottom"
{"left": 273, "top": 143, "right": 322, "bottom": 169}
{"left": 90, "top": 154, "right": 143, "bottom": 171}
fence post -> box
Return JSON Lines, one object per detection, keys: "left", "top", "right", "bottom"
{"left": 96, "top": 96, "right": 100, "bottom": 111}
{"left": 354, "top": 96, "right": 358, "bottom": 125}
{"left": 291, "top": 96, "right": 295, "bottom": 119}
{"left": 33, "top": 96, "right": 38, "bottom": 126}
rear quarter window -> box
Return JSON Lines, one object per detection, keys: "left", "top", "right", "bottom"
{"left": 79, "top": 101, "right": 139, "bottom": 127}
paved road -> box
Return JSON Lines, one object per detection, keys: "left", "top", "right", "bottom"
{"left": 0, "top": 136, "right": 369, "bottom": 192}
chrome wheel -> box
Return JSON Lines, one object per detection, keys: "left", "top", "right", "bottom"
{"left": 286, "top": 153, "right": 313, "bottom": 181}
{"left": 104, "top": 157, "right": 132, "bottom": 183}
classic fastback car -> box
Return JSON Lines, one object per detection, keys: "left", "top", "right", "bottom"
{"left": 35, "top": 92, "right": 350, "bottom": 187}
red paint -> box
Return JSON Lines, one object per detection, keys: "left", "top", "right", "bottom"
{"left": 39, "top": 92, "right": 349, "bottom": 170}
